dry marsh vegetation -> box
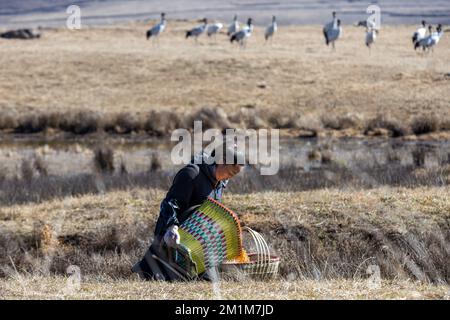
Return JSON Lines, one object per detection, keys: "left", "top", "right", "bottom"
{"left": 0, "top": 22, "right": 449, "bottom": 138}
{"left": 1, "top": 156, "right": 449, "bottom": 205}
{"left": 0, "top": 187, "right": 449, "bottom": 290}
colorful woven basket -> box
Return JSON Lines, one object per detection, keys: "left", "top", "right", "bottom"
{"left": 221, "top": 227, "right": 280, "bottom": 280}
{"left": 176, "top": 197, "right": 244, "bottom": 275}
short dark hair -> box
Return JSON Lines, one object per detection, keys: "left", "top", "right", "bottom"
{"left": 211, "top": 144, "right": 245, "bottom": 166}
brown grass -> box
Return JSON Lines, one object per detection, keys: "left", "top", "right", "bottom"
{"left": 1, "top": 187, "right": 449, "bottom": 285}
{"left": 410, "top": 115, "right": 440, "bottom": 135}
{"left": 1, "top": 277, "right": 448, "bottom": 300}
{"left": 0, "top": 22, "right": 449, "bottom": 138}
{"left": 1, "top": 21, "right": 450, "bottom": 299}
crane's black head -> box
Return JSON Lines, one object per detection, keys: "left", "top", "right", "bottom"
{"left": 428, "top": 25, "right": 433, "bottom": 32}
{"left": 272, "top": 16, "right": 276, "bottom": 22}
{"left": 421, "top": 20, "right": 426, "bottom": 27}
{"left": 247, "top": 18, "right": 253, "bottom": 25}
{"left": 337, "top": 19, "right": 341, "bottom": 26}
{"left": 203, "top": 18, "right": 208, "bottom": 24}
{"left": 437, "top": 24, "right": 442, "bottom": 32}
{"left": 332, "top": 11, "right": 336, "bottom": 18}
{"left": 234, "top": 14, "right": 238, "bottom": 20}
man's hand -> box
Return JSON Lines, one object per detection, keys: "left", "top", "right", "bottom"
{"left": 163, "top": 225, "right": 180, "bottom": 248}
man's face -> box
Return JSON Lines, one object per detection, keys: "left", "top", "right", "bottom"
{"left": 216, "top": 164, "right": 242, "bottom": 181}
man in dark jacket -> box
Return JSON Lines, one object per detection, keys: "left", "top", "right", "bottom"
{"left": 132, "top": 146, "right": 242, "bottom": 280}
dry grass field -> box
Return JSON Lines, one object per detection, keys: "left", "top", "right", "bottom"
{"left": 1, "top": 20, "right": 450, "bottom": 300}
{"left": 2, "top": 277, "right": 449, "bottom": 300}
{"left": 1, "top": 186, "right": 449, "bottom": 299}
{"left": 0, "top": 21, "right": 449, "bottom": 137}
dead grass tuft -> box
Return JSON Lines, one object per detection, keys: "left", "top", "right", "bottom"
{"left": 411, "top": 115, "right": 440, "bottom": 135}
{"left": 364, "top": 115, "right": 408, "bottom": 137}
{"left": 93, "top": 147, "right": 115, "bottom": 174}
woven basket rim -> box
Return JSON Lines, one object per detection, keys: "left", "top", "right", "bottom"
{"left": 222, "top": 255, "right": 280, "bottom": 266}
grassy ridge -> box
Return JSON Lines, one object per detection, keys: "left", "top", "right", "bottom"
{"left": 1, "top": 107, "right": 450, "bottom": 138}
{"left": 1, "top": 187, "right": 449, "bottom": 284}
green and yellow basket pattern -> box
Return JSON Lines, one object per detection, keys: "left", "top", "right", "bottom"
{"left": 176, "top": 198, "right": 243, "bottom": 275}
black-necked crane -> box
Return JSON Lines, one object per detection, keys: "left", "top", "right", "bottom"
{"left": 146, "top": 13, "right": 166, "bottom": 42}
{"left": 230, "top": 18, "right": 253, "bottom": 48}
{"left": 186, "top": 18, "right": 208, "bottom": 42}
{"left": 265, "top": 16, "right": 278, "bottom": 43}
{"left": 323, "top": 12, "right": 342, "bottom": 50}
{"left": 207, "top": 22, "right": 224, "bottom": 41}
{"left": 412, "top": 20, "right": 427, "bottom": 49}
{"left": 415, "top": 24, "right": 444, "bottom": 52}
{"left": 227, "top": 15, "right": 239, "bottom": 36}
{"left": 365, "top": 27, "right": 378, "bottom": 53}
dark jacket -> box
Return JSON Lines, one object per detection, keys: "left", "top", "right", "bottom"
{"left": 153, "top": 162, "right": 227, "bottom": 239}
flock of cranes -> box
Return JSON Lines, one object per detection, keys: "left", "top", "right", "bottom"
{"left": 412, "top": 20, "right": 444, "bottom": 52}
{"left": 146, "top": 12, "right": 274, "bottom": 47}
{"left": 145, "top": 12, "right": 445, "bottom": 52}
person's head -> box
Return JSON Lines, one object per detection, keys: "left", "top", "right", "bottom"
{"left": 212, "top": 144, "right": 244, "bottom": 181}
{"left": 215, "top": 163, "right": 242, "bottom": 180}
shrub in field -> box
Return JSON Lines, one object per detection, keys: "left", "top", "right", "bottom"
{"left": 321, "top": 114, "right": 357, "bottom": 130}
{"left": 364, "top": 115, "right": 407, "bottom": 137}
{"left": 440, "top": 118, "right": 450, "bottom": 131}
{"left": 59, "top": 110, "right": 101, "bottom": 134}
{"left": 412, "top": 147, "right": 426, "bottom": 167}
{"left": 33, "top": 155, "right": 48, "bottom": 177}
{"left": 14, "top": 113, "right": 48, "bottom": 133}
{"left": 104, "top": 112, "right": 143, "bottom": 134}
{"left": 267, "top": 111, "right": 301, "bottom": 129}
{"left": 20, "top": 159, "right": 34, "bottom": 181}
{"left": 410, "top": 115, "right": 439, "bottom": 135}
{"left": 149, "top": 153, "right": 162, "bottom": 172}
{"left": 189, "top": 107, "right": 231, "bottom": 130}
{"left": 144, "top": 110, "right": 183, "bottom": 136}
{"left": 94, "top": 147, "right": 115, "bottom": 173}
{"left": 0, "top": 110, "right": 19, "bottom": 130}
